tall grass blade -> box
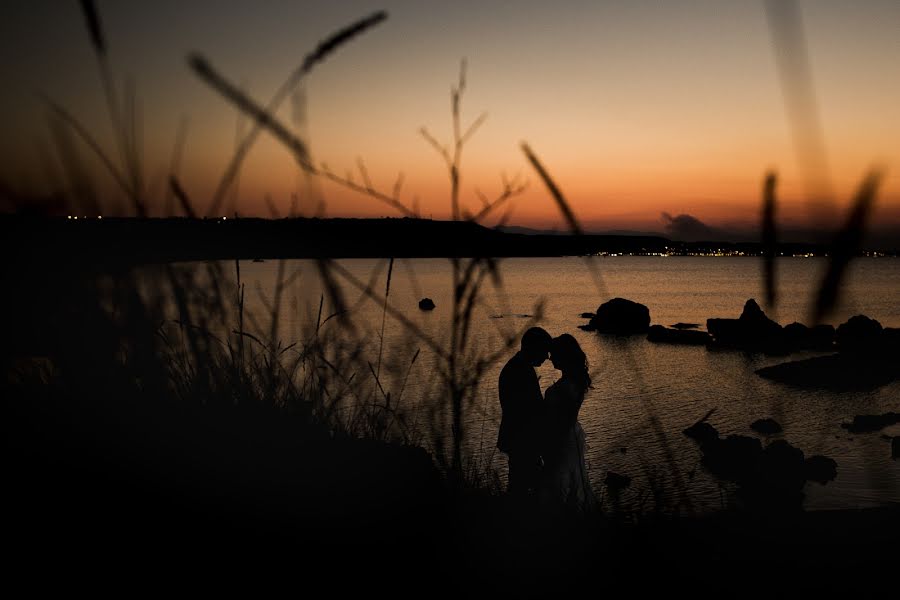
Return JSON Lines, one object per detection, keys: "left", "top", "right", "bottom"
{"left": 303, "top": 11, "right": 387, "bottom": 72}
{"left": 764, "top": 0, "right": 834, "bottom": 229}
{"left": 78, "top": 0, "right": 106, "bottom": 56}
{"left": 169, "top": 176, "right": 197, "bottom": 218}
{"left": 762, "top": 171, "right": 778, "bottom": 310}
{"left": 812, "top": 170, "right": 882, "bottom": 324}
{"left": 189, "top": 55, "right": 312, "bottom": 175}
{"left": 520, "top": 142, "right": 583, "bottom": 236}
{"left": 203, "top": 11, "right": 388, "bottom": 216}
{"left": 41, "top": 96, "right": 130, "bottom": 198}
{"left": 375, "top": 256, "right": 394, "bottom": 377}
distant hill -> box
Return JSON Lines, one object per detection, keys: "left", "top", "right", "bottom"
{"left": 495, "top": 224, "right": 666, "bottom": 238}
{"left": 1, "top": 215, "right": 853, "bottom": 265}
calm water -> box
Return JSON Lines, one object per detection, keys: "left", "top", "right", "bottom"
{"left": 205, "top": 256, "right": 900, "bottom": 512}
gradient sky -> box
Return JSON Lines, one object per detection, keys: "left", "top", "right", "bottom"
{"left": 2, "top": 0, "right": 899, "bottom": 237}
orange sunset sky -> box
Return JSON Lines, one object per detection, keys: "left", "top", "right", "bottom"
{"left": 1, "top": 1, "right": 899, "bottom": 239}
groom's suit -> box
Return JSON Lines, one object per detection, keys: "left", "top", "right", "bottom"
{"left": 497, "top": 351, "right": 544, "bottom": 494}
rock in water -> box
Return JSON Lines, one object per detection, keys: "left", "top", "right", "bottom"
{"left": 751, "top": 418, "right": 783, "bottom": 435}
{"left": 683, "top": 421, "right": 719, "bottom": 443}
{"left": 588, "top": 298, "right": 650, "bottom": 334}
{"left": 701, "top": 435, "right": 763, "bottom": 482}
{"left": 707, "top": 298, "right": 787, "bottom": 354}
{"left": 805, "top": 455, "right": 838, "bottom": 483}
{"left": 756, "top": 355, "right": 900, "bottom": 391}
{"left": 836, "top": 315, "right": 883, "bottom": 354}
{"left": 841, "top": 412, "right": 900, "bottom": 433}
{"left": 784, "top": 322, "right": 835, "bottom": 351}
{"left": 758, "top": 440, "right": 806, "bottom": 493}
{"left": 418, "top": 298, "right": 436, "bottom": 311}
{"left": 604, "top": 471, "right": 631, "bottom": 490}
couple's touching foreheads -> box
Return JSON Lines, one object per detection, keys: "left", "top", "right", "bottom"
{"left": 497, "top": 327, "right": 592, "bottom": 507}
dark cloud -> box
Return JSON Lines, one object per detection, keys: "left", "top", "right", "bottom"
{"left": 658, "top": 211, "right": 900, "bottom": 250}
{"left": 660, "top": 212, "right": 720, "bottom": 241}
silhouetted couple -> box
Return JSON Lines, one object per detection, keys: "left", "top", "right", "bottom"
{"left": 497, "top": 327, "right": 592, "bottom": 507}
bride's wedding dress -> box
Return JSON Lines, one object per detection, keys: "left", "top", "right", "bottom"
{"left": 540, "top": 378, "right": 592, "bottom": 509}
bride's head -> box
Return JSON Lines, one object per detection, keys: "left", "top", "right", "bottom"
{"left": 550, "top": 334, "right": 591, "bottom": 391}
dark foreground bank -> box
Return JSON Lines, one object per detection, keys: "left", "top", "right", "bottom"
{"left": 5, "top": 382, "right": 897, "bottom": 597}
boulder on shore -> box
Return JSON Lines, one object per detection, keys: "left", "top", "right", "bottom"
{"left": 647, "top": 325, "right": 710, "bottom": 345}
{"left": 588, "top": 298, "right": 650, "bottom": 334}
{"left": 418, "top": 298, "right": 436, "bottom": 311}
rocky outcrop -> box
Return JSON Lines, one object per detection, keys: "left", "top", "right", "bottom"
{"left": 683, "top": 421, "right": 719, "bottom": 444}
{"left": 647, "top": 325, "right": 711, "bottom": 345}
{"left": 756, "top": 439, "right": 807, "bottom": 496}
{"left": 684, "top": 418, "right": 837, "bottom": 511}
{"left": 587, "top": 298, "right": 650, "bottom": 334}
{"left": 841, "top": 413, "right": 900, "bottom": 433}
{"left": 756, "top": 355, "right": 899, "bottom": 391}
{"left": 707, "top": 299, "right": 787, "bottom": 354}
{"left": 756, "top": 313, "right": 900, "bottom": 390}
{"left": 836, "top": 315, "right": 883, "bottom": 354}
{"left": 700, "top": 435, "right": 763, "bottom": 483}
{"left": 418, "top": 298, "right": 436, "bottom": 311}
{"left": 671, "top": 323, "right": 700, "bottom": 330}
{"left": 783, "top": 322, "right": 835, "bottom": 351}
{"left": 833, "top": 316, "right": 900, "bottom": 356}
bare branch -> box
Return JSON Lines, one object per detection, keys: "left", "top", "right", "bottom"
{"left": 419, "top": 127, "right": 452, "bottom": 168}
{"left": 460, "top": 112, "right": 488, "bottom": 145}
{"left": 392, "top": 172, "right": 405, "bottom": 200}
{"left": 356, "top": 158, "right": 374, "bottom": 192}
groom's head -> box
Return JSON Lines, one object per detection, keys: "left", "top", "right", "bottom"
{"left": 521, "top": 327, "right": 552, "bottom": 367}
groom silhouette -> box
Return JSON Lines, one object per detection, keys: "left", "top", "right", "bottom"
{"left": 497, "top": 326, "right": 552, "bottom": 496}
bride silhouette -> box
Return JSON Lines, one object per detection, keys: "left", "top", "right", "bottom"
{"left": 539, "top": 334, "right": 593, "bottom": 509}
